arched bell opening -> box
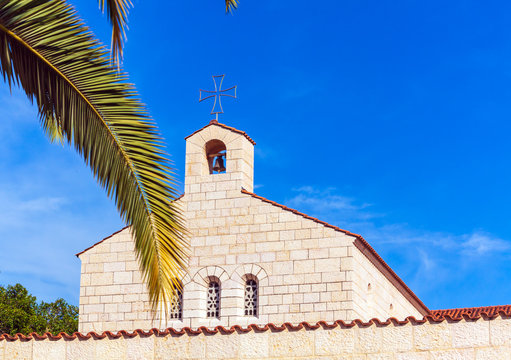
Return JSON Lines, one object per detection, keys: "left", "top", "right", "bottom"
{"left": 205, "top": 139, "right": 227, "bottom": 174}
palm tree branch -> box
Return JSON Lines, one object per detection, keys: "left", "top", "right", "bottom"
{"left": 0, "top": 18, "right": 156, "bottom": 250}
{"left": 0, "top": 0, "right": 188, "bottom": 313}
{"left": 0, "top": 22, "right": 134, "bottom": 166}
{"left": 99, "top": 0, "right": 131, "bottom": 65}
{"left": 225, "top": 0, "right": 238, "bottom": 12}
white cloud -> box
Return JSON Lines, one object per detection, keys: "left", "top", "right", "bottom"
{"left": 461, "top": 232, "right": 510, "bottom": 255}
{"left": 286, "top": 186, "right": 511, "bottom": 257}
{"left": 284, "top": 185, "right": 511, "bottom": 308}
{"left": 16, "top": 196, "right": 68, "bottom": 212}
{"left": 287, "top": 186, "right": 376, "bottom": 221}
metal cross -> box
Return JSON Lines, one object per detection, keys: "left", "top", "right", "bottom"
{"left": 199, "top": 75, "right": 237, "bottom": 121}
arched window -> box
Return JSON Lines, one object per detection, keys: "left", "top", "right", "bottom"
{"left": 206, "top": 279, "right": 220, "bottom": 318}
{"left": 169, "top": 286, "right": 183, "bottom": 320}
{"left": 244, "top": 278, "right": 258, "bottom": 316}
{"left": 205, "top": 139, "right": 226, "bottom": 174}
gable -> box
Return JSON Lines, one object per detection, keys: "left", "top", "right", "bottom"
{"left": 240, "top": 189, "right": 429, "bottom": 316}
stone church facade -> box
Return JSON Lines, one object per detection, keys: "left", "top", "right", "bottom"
{"left": 76, "top": 120, "right": 429, "bottom": 333}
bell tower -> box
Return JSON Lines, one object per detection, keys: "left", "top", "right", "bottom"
{"left": 184, "top": 120, "right": 255, "bottom": 194}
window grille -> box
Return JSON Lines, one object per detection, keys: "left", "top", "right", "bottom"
{"left": 169, "top": 289, "right": 183, "bottom": 320}
{"left": 207, "top": 281, "right": 220, "bottom": 318}
{"left": 244, "top": 279, "right": 258, "bottom": 316}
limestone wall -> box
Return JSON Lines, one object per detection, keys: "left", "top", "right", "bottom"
{"left": 77, "top": 122, "right": 425, "bottom": 332}
{"left": 78, "top": 191, "right": 357, "bottom": 333}
{"left": 2, "top": 315, "right": 511, "bottom": 359}
{"left": 78, "top": 227, "right": 153, "bottom": 333}
{"left": 78, "top": 187, "right": 423, "bottom": 332}
{"left": 351, "top": 242, "right": 421, "bottom": 321}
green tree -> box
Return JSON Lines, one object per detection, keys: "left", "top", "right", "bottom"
{"left": 37, "top": 298, "right": 78, "bottom": 335}
{"left": 0, "top": 283, "right": 42, "bottom": 335}
{"left": 0, "top": 0, "right": 236, "bottom": 313}
{"left": 0, "top": 283, "right": 78, "bottom": 336}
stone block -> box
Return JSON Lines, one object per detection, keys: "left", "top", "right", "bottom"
{"left": 272, "top": 261, "right": 293, "bottom": 275}
{"left": 255, "top": 241, "right": 284, "bottom": 252}
{"left": 303, "top": 292, "right": 320, "bottom": 304}
{"left": 66, "top": 338, "right": 95, "bottom": 359}
{"left": 294, "top": 259, "right": 315, "bottom": 273}
{"left": 4, "top": 339, "right": 33, "bottom": 360}
{"left": 382, "top": 323, "right": 413, "bottom": 352}
{"left": 395, "top": 353, "right": 429, "bottom": 360}
{"left": 268, "top": 329, "right": 314, "bottom": 358}
{"left": 122, "top": 336, "right": 154, "bottom": 360}
{"left": 283, "top": 273, "right": 307, "bottom": 285}
{"left": 238, "top": 331, "right": 269, "bottom": 358}
{"left": 237, "top": 253, "right": 260, "bottom": 263}
{"left": 104, "top": 262, "right": 126, "bottom": 272}
{"left": 414, "top": 321, "right": 452, "bottom": 351}
{"left": 475, "top": 346, "right": 511, "bottom": 360}
{"left": 330, "top": 246, "right": 348, "bottom": 257}
{"left": 279, "top": 230, "right": 295, "bottom": 241}
{"left": 114, "top": 271, "right": 133, "bottom": 284}
{"left": 260, "top": 252, "right": 276, "bottom": 262}
{"left": 284, "top": 240, "right": 302, "bottom": 250}
{"left": 85, "top": 263, "right": 103, "bottom": 273}
{"left": 90, "top": 273, "right": 114, "bottom": 286}
{"left": 205, "top": 333, "right": 240, "bottom": 359}
{"left": 95, "top": 337, "right": 126, "bottom": 360}
{"left": 84, "top": 304, "right": 104, "bottom": 314}
{"left": 316, "top": 258, "right": 341, "bottom": 272}
{"left": 450, "top": 318, "right": 489, "bottom": 348}
{"left": 309, "top": 248, "right": 329, "bottom": 259}
{"left": 290, "top": 250, "right": 308, "bottom": 260}
{"left": 275, "top": 251, "right": 290, "bottom": 261}
{"left": 490, "top": 316, "right": 511, "bottom": 346}
{"left": 357, "top": 324, "right": 383, "bottom": 354}
{"left": 429, "top": 348, "right": 475, "bottom": 360}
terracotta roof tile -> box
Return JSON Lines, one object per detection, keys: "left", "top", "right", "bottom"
{"left": 184, "top": 119, "right": 256, "bottom": 145}
{"left": 431, "top": 305, "right": 511, "bottom": 319}
{"left": 241, "top": 189, "right": 431, "bottom": 316}
{"left": 2, "top": 312, "right": 509, "bottom": 341}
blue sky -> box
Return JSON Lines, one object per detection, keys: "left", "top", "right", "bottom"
{"left": 1, "top": 0, "right": 511, "bottom": 312}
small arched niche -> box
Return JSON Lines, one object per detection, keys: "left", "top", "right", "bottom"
{"left": 205, "top": 139, "right": 227, "bottom": 174}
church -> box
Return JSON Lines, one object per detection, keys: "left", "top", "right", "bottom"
{"left": 4, "top": 108, "right": 511, "bottom": 360}
{"left": 76, "top": 119, "right": 430, "bottom": 333}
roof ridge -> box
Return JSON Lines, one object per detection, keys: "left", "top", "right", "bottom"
{"left": 184, "top": 120, "right": 256, "bottom": 145}
{"left": 2, "top": 312, "right": 510, "bottom": 341}
{"left": 240, "top": 189, "right": 430, "bottom": 315}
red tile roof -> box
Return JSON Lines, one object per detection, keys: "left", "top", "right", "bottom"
{"left": 431, "top": 305, "right": 511, "bottom": 319}
{"left": 184, "top": 119, "right": 256, "bottom": 145}
{"left": 1, "top": 312, "right": 508, "bottom": 341}
{"left": 241, "top": 189, "right": 431, "bottom": 316}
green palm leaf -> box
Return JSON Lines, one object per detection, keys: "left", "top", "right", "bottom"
{"left": 225, "top": 0, "right": 238, "bottom": 13}
{"left": 99, "top": 0, "right": 131, "bottom": 66}
{"left": 0, "top": 0, "right": 188, "bottom": 314}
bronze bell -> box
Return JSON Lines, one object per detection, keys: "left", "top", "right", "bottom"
{"left": 212, "top": 156, "right": 226, "bottom": 173}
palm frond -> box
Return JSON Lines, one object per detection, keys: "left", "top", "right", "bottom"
{"left": 0, "top": 0, "right": 188, "bottom": 313}
{"left": 41, "top": 114, "right": 64, "bottom": 144}
{"left": 225, "top": 0, "right": 238, "bottom": 13}
{"left": 99, "top": 0, "right": 131, "bottom": 66}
